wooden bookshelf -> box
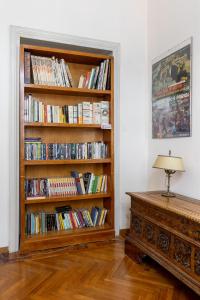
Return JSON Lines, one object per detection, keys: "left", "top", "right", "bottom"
{"left": 19, "top": 43, "right": 115, "bottom": 252}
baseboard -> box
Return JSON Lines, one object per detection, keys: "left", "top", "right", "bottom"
{"left": 119, "top": 228, "right": 130, "bottom": 239}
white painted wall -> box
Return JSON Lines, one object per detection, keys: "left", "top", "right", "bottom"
{"left": 0, "top": 0, "right": 147, "bottom": 247}
{"left": 147, "top": 0, "right": 200, "bottom": 197}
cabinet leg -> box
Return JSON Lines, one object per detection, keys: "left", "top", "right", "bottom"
{"left": 125, "top": 237, "right": 146, "bottom": 264}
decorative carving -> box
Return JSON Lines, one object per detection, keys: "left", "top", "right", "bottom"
{"left": 132, "top": 215, "right": 142, "bottom": 236}
{"left": 173, "top": 238, "right": 191, "bottom": 269}
{"left": 195, "top": 249, "right": 200, "bottom": 276}
{"left": 193, "top": 231, "right": 200, "bottom": 242}
{"left": 144, "top": 223, "right": 155, "bottom": 244}
{"left": 157, "top": 230, "right": 170, "bottom": 254}
{"left": 132, "top": 200, "right": 200, "bottom": 242}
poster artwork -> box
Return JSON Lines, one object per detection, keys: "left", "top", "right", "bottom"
{"left": 152, "top": 41, "right": 191, "bottom": 138}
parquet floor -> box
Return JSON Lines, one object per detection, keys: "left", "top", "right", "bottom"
{"left": 0, "top": 240, "right": 199, "bottom": 300}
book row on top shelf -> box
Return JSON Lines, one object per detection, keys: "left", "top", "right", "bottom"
{"left": 24, "top": 50, "right": 111, "bottom": 90}
{"left": 20, "top": 44, "right": 114, "bottom": 251}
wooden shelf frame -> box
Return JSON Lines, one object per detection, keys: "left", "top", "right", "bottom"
{"left": 21, "top": 225, "right": 115, "bottom": 251}
{"left": 25, "top": 84, "right": 111, "bottom": 97}
{"left": 25, "top": 223, "right": 112, "bottom": 242}
{"left": 19, "top": 43, "right": 115, "bottom": 252}
{"left": 22, "top": 44, "right": 113, "bottom": 65}
{"left": 25, "top": 193, "right": 111, "bottom": 204}
{"left": 24, "top": 158, "right": 111, "bottom": 166}
{"left": 24, "top": 122, "right": 103, "bottom": 128}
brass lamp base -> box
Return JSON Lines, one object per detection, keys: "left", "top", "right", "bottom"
{"left": 161, "top": 192, "right": 176, "bottom": 197}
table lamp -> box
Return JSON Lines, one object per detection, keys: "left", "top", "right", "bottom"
{"left": 152, "top": 150, "right": 185, "bottom": 197}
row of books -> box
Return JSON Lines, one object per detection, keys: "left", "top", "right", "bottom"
{"left": 78, "top": 59, "right": 110, "bottom": 90}
{"left": 25, "top": 52, "right": 73, "bottom": 87}
{"left": 25, "top": 172, "right": 108, "bottom": 199}
{"left": 25, "top": 206, "right": 108, "bottom": 235}
{"left": 24, "top": 95, "right": 109, "bottom": 125}
{"left": 24, "top": 52, "right": 111, "bottom": 91}
{"left": 24, "top": 140, "right": 108, "bottom": 160}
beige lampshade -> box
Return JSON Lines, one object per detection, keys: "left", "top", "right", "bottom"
{"left": 153, "top": 155, "right": 185, "bottom": 172}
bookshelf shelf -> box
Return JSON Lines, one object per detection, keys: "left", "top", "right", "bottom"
{"left": 21, "top": 224, "right": 114, "bottom": 251}
{"left": 25, "top": 84, "right": 111, "bottom": 97}
{"left": 24, "top": 158, "right": 111, "bottom": 166}
{"left": 24, "top": 122, "right": 102, "bottom": 129}
{"left": 22, "top": 44, "right": 112, "bottom": 64}
{"left": 25, "top": 193, "right": 111, "bottom": 204}
{"left": 25, "top": 223, "right": 112, "bottom": 241}
{"left": 20, "top": 43, "right": 115, "bottom": 252}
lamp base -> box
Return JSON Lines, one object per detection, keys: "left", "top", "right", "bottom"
{"left": 161, "top": 192, "right": 176, "bottom": 198}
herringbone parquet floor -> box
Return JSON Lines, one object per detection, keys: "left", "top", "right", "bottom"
{"left": 0, "top": 240, "right": 199, "bottom": 300}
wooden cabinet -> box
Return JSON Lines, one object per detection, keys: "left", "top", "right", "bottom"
{"left": 125, "top": 191, "right": 200, "bottom": 295}
{"left": 19, "top": 43, "right": 115, "bottom": 252}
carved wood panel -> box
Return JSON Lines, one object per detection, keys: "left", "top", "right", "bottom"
{"left": 131, "top": 214, "right": 142, "bottom": 237}
{"left": 195, "top": 249, "right": 200, "bottom": 276}
{"left": 143, "top": 222, "right": 156, "bottom": 245}
{"left": 132, "top": 199, "right": 200, "bottom": 242}
{"left": 173, "top": 238, "right": 191, "bottom": 270}
{"left": 157, "top": 229, "right": 171, "bottom": 255}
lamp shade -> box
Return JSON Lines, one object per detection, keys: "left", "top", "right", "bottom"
{"left": 153, "top": 155, "right": 185, "bottom": 172}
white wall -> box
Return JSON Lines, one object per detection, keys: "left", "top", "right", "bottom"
{"left": 0, "top": 0, "right": 147, "bottom": 247}
{"left": 147, "top": 0, "right": 200, "bottom": 197}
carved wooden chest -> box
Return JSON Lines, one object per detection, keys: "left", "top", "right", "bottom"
{"left": 125, "top": 191, "right": 200, "bottom": 295}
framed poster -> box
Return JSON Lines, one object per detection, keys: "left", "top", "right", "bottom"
{"left": 152, "top": 39, "right": 192, "bottom": 138}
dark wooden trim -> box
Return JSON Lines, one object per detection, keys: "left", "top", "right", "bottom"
{"left": 119, "top": 229, "right": 130, "bottom": 239}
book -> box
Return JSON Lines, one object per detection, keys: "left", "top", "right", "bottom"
{"left": 93, "top": 103, "right": 101, "bottom": 124}
{"left": 78, "top": 75, "right": 85, "bottom": 88}
{"left": 24, "top": 52, "right": 31, "bottom": 84}
{"left": 101, "top": 101, "right": 109, "bottom": 125}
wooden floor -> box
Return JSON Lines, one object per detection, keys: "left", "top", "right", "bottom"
{"left": 0, "top": 240, "right": 199, "bottom": 300}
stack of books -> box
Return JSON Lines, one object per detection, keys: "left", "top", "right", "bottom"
{"left": 25, "top": 173, "right": 108, "bottom": 199}
{"left": 24, "top": 138, "right": 46, "bottom": 160}
{"left": 24, "top": 95, "right": 110, "bottom": 125}
{"left": 25, "top": 206, "right": 108, "bottom": 235}
{"left": 78, "top": 59, "right": 110, "bottom": 90}
{"left": 24, "top": 52, "right": 73, "bottom": 87}
{"left": 24, "top": 52, "right": 111, "bottom": 90}
{"left": 24, "top": 95, "right": 44, "bottom": 123}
